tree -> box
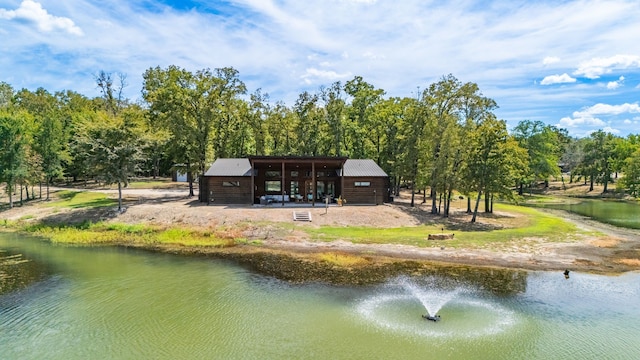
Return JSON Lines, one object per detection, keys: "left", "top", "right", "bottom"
{"left": 465, "top": 118, "right": 528, "bottom": 222}
{"left": 621, "top": 148, "right": 640, "bottom": 197}
{"left": 0, "top": 111, "right": 30, "bottom": 208}
{"left": 15, "top": 88, "right": 70, "bottom": 199}
{"left": 512, "top": 120, "right": 561, "bottom": 194}
{"left": 143, "top": 66, "right": 247, "bottom": 197}
{"left": 78, "top": 109, "right": 142, "bottom": 212}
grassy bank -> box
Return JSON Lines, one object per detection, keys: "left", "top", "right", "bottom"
{"left": 302, "top": 204, "right": 588, "bottom": 249}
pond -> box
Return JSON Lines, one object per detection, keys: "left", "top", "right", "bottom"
{"left": 2, "top": 233, "right": 640, "bottom": 359}
{"left": 528, "top": 198, "right": 640, "bottom": 229}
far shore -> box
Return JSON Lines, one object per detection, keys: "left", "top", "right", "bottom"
{"left": 2, "top": 182, "right": 640, "bottom": 284}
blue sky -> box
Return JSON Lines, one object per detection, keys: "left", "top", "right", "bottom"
{"left": 1, "top": 0, "right": 639, "bottom": 137}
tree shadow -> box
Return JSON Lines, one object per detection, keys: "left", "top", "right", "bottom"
{"left": 392, "top": 202, "right": 505, "bottom": 232}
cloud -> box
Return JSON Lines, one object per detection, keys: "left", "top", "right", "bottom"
{"left": 543, "top": 56, "right": 560, "bottom": 65}
{"left": 540, "top": 73, "right": 576, "bottom": 85}
{"left": 602, "top": 126, "right": 620, "bottom": 134}
{"left": 0, "top": 0, "right": 83, "bottom": 35}
{"left": 574, "top": 54, "right": 640, "bottom": 79}
{"left": 301, "top": 68, "right": 352, "bottom": 84}
{"left": 558, "top": 115, "right": 606, "bottom": 128}
{"left": 574, "top": 103, "right": 640, "bottom": 117}
{"left": 606, "top": 76, "right": 625, "bottom": 89}
{"left": 559, "top": 102, "right": 640, "bottom": 129}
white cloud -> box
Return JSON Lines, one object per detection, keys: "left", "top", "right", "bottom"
{"left": 606, "top": 75, "right": 625, "bottom": 89}
{"left": 624, "top": 119, "right": 632, "bottom": 124}
{"left": 301, "top": 68, "right": 352, "bottom": 84}
{"left": 602, "top": 126, "right": 620, "bottom": 134}
{"left": 0, "top": 0, "right": 83, "bottom": 35}
{"left": 540, "top": 73, "right": 576, "bottom": 85}
{"left": 558, "top": 102, "right": 640, "bottom": 129}
{"left": 543, "top": 56, "right": 560, "bottom": 65}
{"left": 574, "top": 54, "right": 640, "bottom": 79}
{"left": 574, "top": 103, "right": 640, "bottom": 117}
{"left": 558, "top": 116, "right": 606, "bottom": 128}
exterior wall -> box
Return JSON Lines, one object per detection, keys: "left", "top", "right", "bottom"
{"left": 203, "top": 176, "right": 252, "bottom": 204}
{"left": 342, "top": 176, "right": 390, "bottom": 205}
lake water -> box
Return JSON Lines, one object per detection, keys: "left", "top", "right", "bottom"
{"left": 2, "top": 233, "right": 640, "bottom": 359}
{"left": 530, "top": 198, "right": 640, "bottom": 229}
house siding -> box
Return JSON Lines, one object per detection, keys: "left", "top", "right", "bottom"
{"left": 342, "top": 176, "right": 390, "bottom": 205}
{"left": 202, "top": 176, "right": 253, "bottom": 204}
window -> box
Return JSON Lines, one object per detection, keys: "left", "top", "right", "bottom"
{"left": 222, "top": 181, "right": 240, "bottom": 187}
{"left": 265, "top": 170, "right": 281, "bottom": 178}
{"left": 265, "top": 180, "right": 281, "bottom": 192}
{"left": 291, "top": 171, "right": 299, "bottom": 177}
{"left": 354, "top": 181, "right": 371, "bottom": 187}
{"left": 290, "top": 181, "right": 300, "bottom": 195}
{"left": 316, "top": 171, "right": 325, "bottom": 177}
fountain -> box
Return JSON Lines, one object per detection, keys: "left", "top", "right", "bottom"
{"left": 354, "top": 276, "right": 518, "bottom": 338}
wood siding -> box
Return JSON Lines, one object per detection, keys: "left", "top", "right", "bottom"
{"left": 342, "top": 177, "right": 390, "bottom": 205}
{"left": 202, "top": 176, "right": 253, "bottom": 204}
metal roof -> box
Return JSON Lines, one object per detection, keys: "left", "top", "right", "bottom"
{"left": 204, "top": 158, "right": 252, "bottom": 176}
{"left": 342, "top": 159, "right": 388, "bottom": 177}
{"left": 205, "top": 158, "right": 388, "bottom": 177}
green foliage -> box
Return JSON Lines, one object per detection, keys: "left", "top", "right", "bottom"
{"left": 0, "top": 111, "right": 30, "bottom": 207}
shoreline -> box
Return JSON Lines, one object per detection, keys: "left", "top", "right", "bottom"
{"left": 2, "top": 187, "right": 640, "bottom": 284}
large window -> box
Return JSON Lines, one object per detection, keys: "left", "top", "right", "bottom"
{"left": 265, "top": 180, "right": 281, "bottom": 192}
{"left": 354, "top": 181, "right": 371, "bottom": 187}
{"left": 222, "top": 181, "right": 240, "bottom": 187}
{"left": 265, "top": 170, "right": 281, "bottom": 178}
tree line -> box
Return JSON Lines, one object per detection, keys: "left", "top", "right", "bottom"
{"left": 1, "top": 67, "right": 639, "bottom": 219}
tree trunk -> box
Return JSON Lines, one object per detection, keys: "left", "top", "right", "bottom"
{"left": 589, "top": 174, "right": 594, "bottom": 192}
{"left": 518, "top": 182, "right": 523, "bottom": 196}
{"left": 490, "top": 194, "right": 494, "bottom": 213}
{"left": 466, "top": 197, "right": 471, "bottom": 214}
{"left": 117, "top": 181, "right": 123, "bottom": 212}
{"left": 471, "top": 190, "right": 482, "bottom": 223}
{"left": 431, "top": 189, "right": 438, "bottom": 214}
{"left": 410, "top": 180, "right": 415, "bottom": 207}
{"left": 8, "top": 184, "right": 13, "bottom": 209}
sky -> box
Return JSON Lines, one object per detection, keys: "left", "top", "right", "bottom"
{"left": 1, "top": 0, "right": 639, "bottom": 137}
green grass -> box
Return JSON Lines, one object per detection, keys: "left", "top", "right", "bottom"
{"left": 303, "top": 204, "right": 586, "bottom": 249}
{"left": 47, "top": 190, "right": 116, "bottom": 209}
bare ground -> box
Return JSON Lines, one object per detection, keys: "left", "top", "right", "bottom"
{"left": 2, "top": 185, "right": 640, "bottom": 274}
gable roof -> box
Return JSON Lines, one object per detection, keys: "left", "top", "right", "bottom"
{"left": 204, "top": 158, "right": 252, "bottom": 176}
{"left": 342, "top": 159, "right": 388, "bottom": 177}
{"left": 204, "top": 157, "right": 388, "bottom": 177}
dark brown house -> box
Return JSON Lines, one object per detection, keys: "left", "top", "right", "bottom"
{"left": 199, "top": 156, "right": 390, "bottom": 205}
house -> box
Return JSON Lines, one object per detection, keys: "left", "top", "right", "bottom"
{"left": 199, "top": 156, "right": 390, "bottom": 205}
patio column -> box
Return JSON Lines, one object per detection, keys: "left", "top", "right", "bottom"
{"left": 251, "top": 160, "right": 255, "bottom": 205}
{"left": 281, "top": 161, "right": 285, "bottom": 207}
{"left": 312, "top": 161, "right": 316, "bottom": 207}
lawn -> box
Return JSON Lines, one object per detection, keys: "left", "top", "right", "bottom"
{"left": 302, "top": 204, "right": 588, "bottom": 249}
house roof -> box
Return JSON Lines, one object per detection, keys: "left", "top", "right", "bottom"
{"left": 204, "top": 157, "right": 388, "bottom": 177}
{"left": 204, "top": 158, "right": 252, "bottom": 176}
{"left": 342, "top": 159, "right": 388, "bottom": 177}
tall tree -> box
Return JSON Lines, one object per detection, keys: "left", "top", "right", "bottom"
{"left": 465, "top": 118, "right": 528, "bottom": 223}
{"left": 0, "top": 111, "right": 30, "bottom": 208}
{"left": 512, "top": 120, "right": 561, "bottom": 194}
{"left": 15, "top": 88, "right": 69, "bottom": 199}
